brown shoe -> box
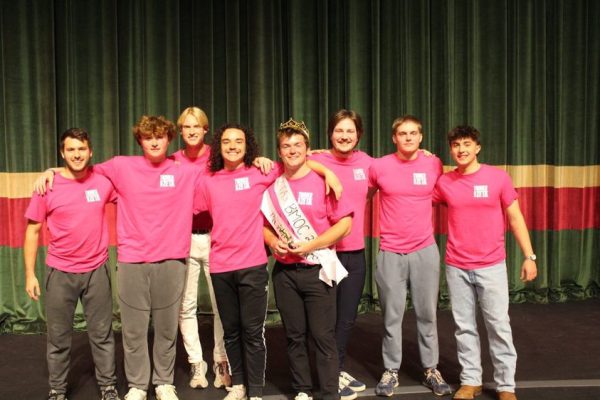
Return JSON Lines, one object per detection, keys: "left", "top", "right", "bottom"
{"left": 497, "top": 391, "right": 517, "bottom": 400}
{"left": 453, "top": 385, "right": 483, "bottom": 399}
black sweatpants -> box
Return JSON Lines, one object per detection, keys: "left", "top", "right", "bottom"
{"left": 211, "top": 264, "right": 269, "bottom": 398}
{"left": 273, "top": 262, "right": 339, "bottom": 400}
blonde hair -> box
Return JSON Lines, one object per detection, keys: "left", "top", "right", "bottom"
{"left": 177, "top": 107, "right": 209, "bottom": 130}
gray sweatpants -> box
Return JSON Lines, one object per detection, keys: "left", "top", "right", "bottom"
{"left": 45, "top": 263, "right": 116, "bottom": 394}
{"left": 117, "top": 260, "right": 186, "bottom": 390}
{"left": 375, "top": 243, "right": 441, "bottom": 370}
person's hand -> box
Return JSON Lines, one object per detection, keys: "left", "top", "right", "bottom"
{"left": 520, "top": 259, "right": 537, "bottom": 282}
{"left": 25, "top": 275, "right": 41, "bottom": 301}
{"left": 419, "top": 148, "right": 434, "bottom": 157}
{"left": 34, "top": 170, "right": 56, "bottom": 195}
{"left": 253, "top": 157, "right": 274, "bottom": 175}
{"left": 270, "top": 239, "right": 291, "bottom": 257}
{"left": 324, "top": 171, "right": 343, "bottom": 200}
{"left": 288, "top": 241, "right": 315, "bottom": 257}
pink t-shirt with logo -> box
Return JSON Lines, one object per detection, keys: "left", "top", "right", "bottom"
{"left": 196, "top": 164, "right": 282, "bottom": 273}
{"left": 309, "top": 151, "right": 372, "bottom": 251}
{"left": 172, "top": 148, "right": 212, "bottom": 232}
{"left": 93, "top": 156, "right": 203, "bottom": 263}
{"left": 25, "top": 172, "right": 115, "bottom": 273}
{"left": 433, "top": 164, "right": 518, "bottom": 269}
{"left": 369, "top": 152, "right": 443, "bottom": 253}
{"left": 265, "top": 170, "right": 354, "bottom": 264}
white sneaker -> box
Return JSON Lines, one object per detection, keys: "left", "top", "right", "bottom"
{"left": 155, "top": 384, "right": 178, "bottom": 400}
{"left": 294, "top": 392, "right": 313, "bottom": 400}
{"left": 223, "top": 384, "right": 247, "bottom": 400}
{"left": 249, "top": 397, "right": 262, "bottom": 400}
{"left": 123, "top": 388, "right": 147, "bottom": 400}
{"left": 190, "top": 361, "right": 209, "bottom": 388}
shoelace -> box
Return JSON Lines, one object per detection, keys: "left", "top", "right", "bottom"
{"left": 102, "top": 387, "right": 119, "bottom": 400}
{"left": 426, "top": 369, "right": 444, "bottom": 384}
{"left": 381, "top": 370, "right": 397, "bottom": 384}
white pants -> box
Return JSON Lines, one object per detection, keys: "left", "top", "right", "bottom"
{"left": 179, "top": 233, "right": 227, "bottom": 364}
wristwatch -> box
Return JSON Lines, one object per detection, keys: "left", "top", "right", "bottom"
{"left": 526, "top": 254, "right": 537, "bottom": 261}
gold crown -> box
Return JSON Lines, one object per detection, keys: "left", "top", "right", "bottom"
{"left": 279, "top": 118, "right": 310, "bottom": 138}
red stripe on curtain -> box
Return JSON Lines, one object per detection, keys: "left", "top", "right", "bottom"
{"left": 0, "top": 198, "right": 117, "bottom": 248}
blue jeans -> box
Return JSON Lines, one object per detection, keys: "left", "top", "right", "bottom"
{"left": 446, "top": 262, "right": 517, "bottom": 392}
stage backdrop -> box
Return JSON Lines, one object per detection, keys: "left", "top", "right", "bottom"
{"left": 1, "top": 0, "right": 598, "bottom": 333}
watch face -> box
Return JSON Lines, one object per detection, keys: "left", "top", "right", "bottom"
{"left": 529, "top": 254, "right": 537, "bottom": 261}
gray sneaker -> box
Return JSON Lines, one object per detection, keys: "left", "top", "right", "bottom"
{"left": 422, "top": 368, "right": 452, "bottom": 396}
{"left": 375, "top": 369, "right": 399, "bottom": 397}
{"left": 48, "top": 390, "right": 67, "bottom": 400}
{"left": 101, "top": 385, "right": 121, "bottom": 400}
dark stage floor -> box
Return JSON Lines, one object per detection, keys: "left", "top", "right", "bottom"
{"left": 1, "top": 298, "right": 599, "bottom": 400}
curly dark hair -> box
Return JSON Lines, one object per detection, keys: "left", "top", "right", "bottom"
{"left": 209, "top": 123, "right": 260, "bottom": 173}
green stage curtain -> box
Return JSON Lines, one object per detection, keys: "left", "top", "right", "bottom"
{"left": 1, "top": 0, "right": 598, "bottom": 333}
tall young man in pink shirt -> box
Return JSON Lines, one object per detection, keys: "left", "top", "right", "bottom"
{"left": 172, "top": 107, "right": 231, "bottom": 391}
{"left": 24, "top": 128, "right": 119, "bottom": 400}
{"left": 263, "top": 119, "right": 353, "bottom": 400}
{"left": 369, "top": 116, "right": 451, "bottom": 397}
{"left": 37, "top": 116, "right": 205, "bottom": 400}
{"left": 309, "top": 110, "right": 372, "bottom": 400}
{"left": 433, "top": 126, "right": 537, "bottom": 400}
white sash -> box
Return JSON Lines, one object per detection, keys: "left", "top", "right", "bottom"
{"left": 261, "top": 176, "right": 348, "bottom": 286}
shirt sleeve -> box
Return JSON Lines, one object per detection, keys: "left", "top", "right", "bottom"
{"left": 24, "top": 192, "right": 47, "bottom": 223}
{"left": 91, "top": 157, "right": 118, "bottom": 182}
{"left": 500, "top": 171, "right": 518, "bottom": 209}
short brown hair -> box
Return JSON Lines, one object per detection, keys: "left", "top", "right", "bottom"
{"left": 132, "top": 115, "right": 176, "bottom": 144}
{"left": 391, "top": 115, "right": 423, "bottom": 136}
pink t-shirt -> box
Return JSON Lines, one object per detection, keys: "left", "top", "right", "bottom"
{"left": 369, "top": 152, "right": 443, "bottom": 253}
{"left": 172, "top": 148, "right": 212, "bottom": 232}
{"left": 309, "top": 151, "right": 372, "bottom": 251}
{"left": 433, "top": 164, "right": 518, "bottom": 269}
{"left": 196, "top": 164, "right": 282, "bottom": 273}
{"left": 265, "top": 170, "right": 354, "bottom": 264}
{"left": 25, "top": 172, "right": 115, "bottom": 273}
{"left": 93, "top": 156, "right": 203, "bottom": 263}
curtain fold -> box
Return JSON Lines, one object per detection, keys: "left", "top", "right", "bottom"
{"left": 1, "top": 0, "right": 598, "bottom": 333}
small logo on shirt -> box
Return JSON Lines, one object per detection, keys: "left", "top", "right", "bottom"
{"left": 353, "top": 168, "right": 366, "bottom": 181}
{"left": 85, "top": 189, "right": 100, "bottom": 202}
{"left": 160, "top": 175, "right": 175, "bottom": 187}
{"left": 235, "top": 177, "right": 250, "bottom": 191}
{"left": 413, "top": 173, "right": 427, "bottom": 185}
{"left": 473, "top": 185, "right": 489, "bottom": 198}
{"left": 298, "top": 192, "right": 313, "bottom": 205}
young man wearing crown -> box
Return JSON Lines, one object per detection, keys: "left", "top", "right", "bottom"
{"left": 263, "top": 119, "right": 353, "bottom": 400}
